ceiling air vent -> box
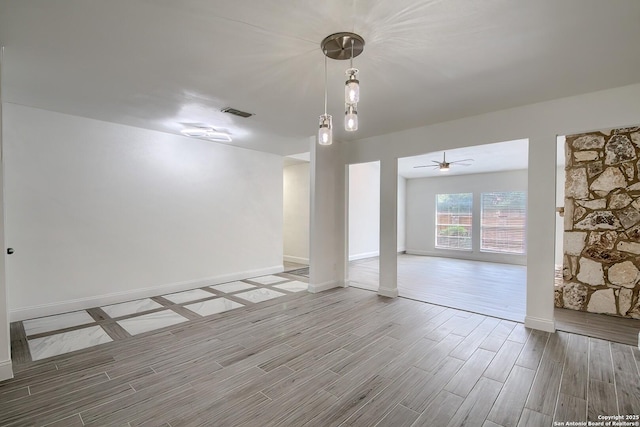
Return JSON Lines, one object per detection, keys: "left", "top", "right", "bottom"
{"left": 221, "top": 107, "right": 254, "bottom": 118}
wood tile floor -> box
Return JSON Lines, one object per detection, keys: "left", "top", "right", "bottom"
{"left": 2, "top": 286, "right": 639, "bottom": 426}
{"left": 349, "top": 254, "right": 640, "bottom": 346}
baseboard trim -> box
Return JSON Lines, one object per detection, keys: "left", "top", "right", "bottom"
{"left": 283, "top": 255, "right": 309, "bottom": 264}
{"left": 405, "top": 249, "right": 526, "bottom": 266}
{"left": 524, "top": 315, "right": 556, "bottom": 332}
{"left": 349, "top": 251, "right": 380, "bottom": 261}
{"left": 9, "top": 265, "right": 283, "bottom": 322}
{"left": 0, "top": 359, "right": 13, "bottom": 382}
{"left": 378, "top": 287, "right": 399, "bottom": 298}
{"left": 308, "top": 280, "right": 340, "bottom": 293}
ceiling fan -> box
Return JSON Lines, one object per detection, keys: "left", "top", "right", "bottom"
{"left": 413, "top": 152, "right": 474, "bottom": 171}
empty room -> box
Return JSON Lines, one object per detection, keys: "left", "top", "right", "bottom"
{"left": 1, "top": 1, "right": 640, "bottom": 426}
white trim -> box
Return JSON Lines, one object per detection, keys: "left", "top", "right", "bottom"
{"left": 0, "top": 359, "right": 13, "bottom": 382}
{"left": 378, "top": 287, "right": 399, "bottom": 298}
{"left": 283, "top": 255, "right": 309, "bottom": 264}
{"left": 348, "top": 251, "right": 379, "bottom": 261}
{"left": 9, "top": 265, "right": 283, "bottom": 322}
{"left": 524, "top": 315, "right": 555, "bottom": 332}
{"left": 308, "top": 280, "right": 340, "bottom": 293}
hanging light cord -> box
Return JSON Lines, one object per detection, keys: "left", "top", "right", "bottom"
{"left": 350, "top": 39, "right": 354, "bottom": 69}
{"left": 323, "top": 50, "right": 328, "bottom": 115}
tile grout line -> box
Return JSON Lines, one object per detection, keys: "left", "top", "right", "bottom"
{"left": 517, "top": 330, "right": 551, "bottom": 426}
{"left": 79, "top": 412, "right": 85, "bottom": 426}
{"left": 552, "top": 333, "right": 569, "bottom": 423}
{"left": 586, "top": 337, "right": 591, "bottom": 421}
{"left": 608, "top": 341, "right": 620, "bottom": 415}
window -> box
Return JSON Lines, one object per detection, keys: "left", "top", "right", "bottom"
{"left": 481, "top": 191, "right": 526, "bottom": 254}
{"left": 435, "top": 193, "right": 472, "bottom": 250}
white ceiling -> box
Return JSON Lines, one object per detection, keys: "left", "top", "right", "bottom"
{"left": 1, "top": 1, "right": 639, "bottom": 155}
{"left": 398, "top": 139, "right": 529, "bottom": 178}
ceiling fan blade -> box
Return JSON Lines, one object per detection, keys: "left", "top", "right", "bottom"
{"left": 413, "top": 165, "right": 439, "bottom": 169}
{"left": 431, "top": 160, "right": 441, "bottom": 164}
{"left": 450, "top": 159, "right": 474, "bottom": 163}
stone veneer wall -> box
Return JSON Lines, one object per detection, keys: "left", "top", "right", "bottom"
{"left": 556, "top": 125, "right": 640, "bottom": 319}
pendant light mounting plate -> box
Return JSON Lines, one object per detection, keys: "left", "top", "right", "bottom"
{"left": 321, "top": 32, "right": 365, "bottom": 60}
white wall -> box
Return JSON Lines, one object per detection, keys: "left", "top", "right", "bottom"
{"left": 283, "top": 162, "right": 309, "bottom": 264}
{"left": 405, "top": 169, "right": 528, "bottom": 265}
{"left": 334, "top": 82, "right": 640, "bottom": 332}
{"left": 0, "top": 53, "right": 12, "bottom": 381}
{"left": 348, "top": 162, "right": 380, "bottom": 260}
{"left": 397, "top": 175, "right": 406, "bottom": 252}
{"left": 4, "top": 104, "right": 284, "bottom": 320}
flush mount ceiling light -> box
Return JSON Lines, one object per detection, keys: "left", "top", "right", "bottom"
{"left": 317, "top": 32, "right": 365, "bottom": 145}
{"left": 181, "top": 126, "right": 232, "bottom": 142}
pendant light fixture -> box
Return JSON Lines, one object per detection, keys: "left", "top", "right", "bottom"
{"left": 318, "top": 32, "right": 364, "bottom": 144}
{"left": 344, "top": 39, "right": 359, "bottom": 132}
{"left": 318, "top": 51, "right": 333, "bottom": 146}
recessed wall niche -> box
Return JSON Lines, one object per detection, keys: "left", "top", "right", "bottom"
{"left": 556, "top": 125, "right": 640, "bottom": 319}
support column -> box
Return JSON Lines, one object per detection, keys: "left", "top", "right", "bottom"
{"left": 308, "top": 137, "right": 346, "bottom": 293}
{"left": 378, "top": 157, "right": 398, "bottom": 298}
{"left": 525, "top": 134, "right": 556, "bottom": 332}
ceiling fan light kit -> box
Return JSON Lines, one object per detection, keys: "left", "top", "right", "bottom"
{"left": 318, "top": 32, "right": 365, "bottom": 144}
{"left": 413, "top": 152, "right": 474, "bottom": 172}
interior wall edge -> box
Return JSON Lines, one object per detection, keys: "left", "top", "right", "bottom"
{"left": 0, "top": 359, "right": 13, "bottom": 382}
{"left": 9, "top": 264, "right": 283, "bottom": 322}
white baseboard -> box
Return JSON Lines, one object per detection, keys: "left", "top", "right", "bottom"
{"left": 524, "top": 315, "right": 556, "bottom": 332}
{"left": 308, "top": 280, "right": 340, "bottom": 293}
{"left": 283, "top": 255, "right": 309, "bottom": 264}
{"left": 9, "top": 265, "right": 283, "bottom": 322}
{"left": 349, "top": 251, "right": 379, "bottom": 261}
{"left": 378, "top": 287, "right": 399, "bottom": 298}
{"left": 0, "top": 359, "right": 13, "bottom": 382}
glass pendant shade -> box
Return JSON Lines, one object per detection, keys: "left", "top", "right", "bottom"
{"left": 345, "top": 69, "right": 359, "bottom": 104}
{"left": 318, "top": 114, "right": 333, "bottom": 145}
{"left": 345, "top": 105, "right": 358, "bottom": 132}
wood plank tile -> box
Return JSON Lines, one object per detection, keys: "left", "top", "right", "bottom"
{"left": 483, "top": 340, "right": 524, "bottom": 383}
{"left": 325, "top": 347, "right": 401, "bottom": 397}
{"left": 10, "top": 321, "right": 31, "bottom": 364}
{"left": 413, "top": 390, "right": 464, "bottom": 427}
{"left": 487, "top": 365, "right": 536, "bottom": 427}
{"left": 587, "top": 379, "right": 617, "bottom": 421}
{"left": 445, "top": 377, "right": 503, "bottom": 427}
{"left": 559, "top": 333, "right": 588, "bottom": 399}
{"left": 374, "top": 404, "right": 419, "bottom": 427}
{"left": 43, "top": 414, "right": 84, "bottom": 427}
{"left": 479, "top": 320, "right": 517, "bottom": 352}
{"left": 402, "top": 357, "right": 464, "bottom": 413}
{"left": 506, "top": 323, "right": 531, "bottom": 344}
{"left": 449, "top": 317, "right": 500, "bottom": 360}
{"left": 515, "top": 329, "right": 548, "bottom": 370}
{"left": 444, "top": 348, "right": 496, "bottom": 397}
{"left": 0, "top": 386, "right": 30, "bottom": 404}
{"left": 341, "top": 366, "right": 429, "bottom": 426}
{"left": 554, "top": 393, "right": 587, "bottom": 424}
{"left": 517, "top": 408, "right": 551, "bottom": 427}
{"left": 524, "top": 360, "right": 563, "bottom": 416}
{"left": 589, "top": 338, "right": 615, "bottom": 385}
{"left": 610, "top": 342, "right": 640, "bottom": 416}
{"left": 413, "top": 333, "right": 464, "bottom": 372}
{"left": 307, "top": 374, "right": 392, "bottom": 426}
{"left": 3, "top": 287, "right": 635, "bottom": 427}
